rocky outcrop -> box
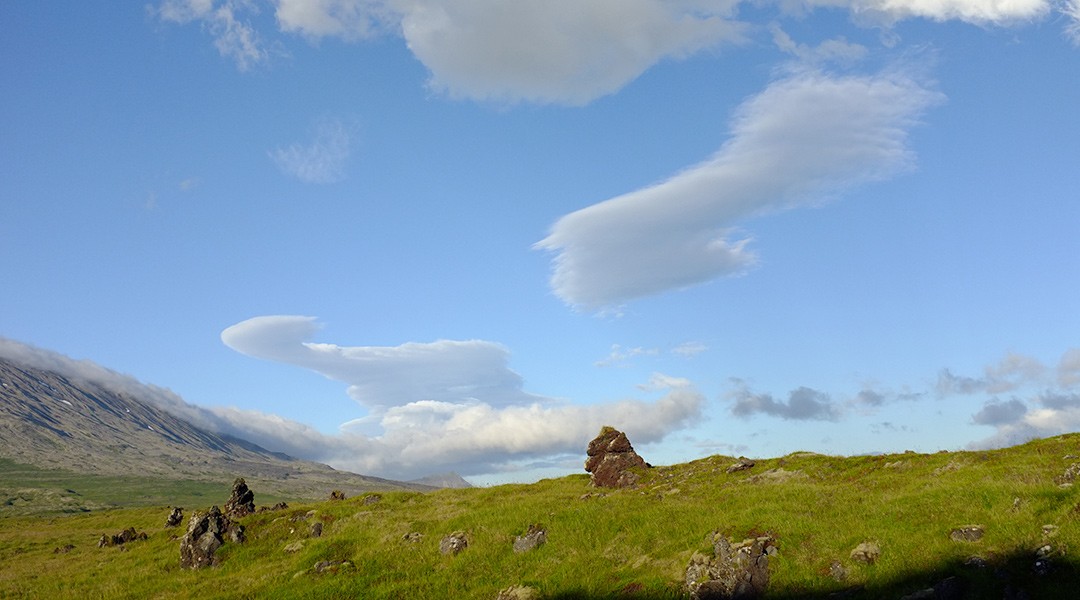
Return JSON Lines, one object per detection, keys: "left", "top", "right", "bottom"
{"left": 329, "top": 490, "right": 346, "bottom": 501}
{"left": 584, "top": 426, "right": 648, "bottom": 488}
{"left": 850, "top": 541, "right": 881, "bottom": 564}
{"left": 179, "top": 505, "right": 245, "bottom": 569}
{"left": 224, "top": 477, "right": 255, "bottom": 518}
{"left": 686, "top": 533, "right": 774, "bottom": 599}
{"left": 726, "top": 457, "right": 756, "bottom": 473}
{"left": 165, "top": 507, "right": 184, "bottom": 528}
{"left": 513, "top": 524, "right": 547, "bottom": 553}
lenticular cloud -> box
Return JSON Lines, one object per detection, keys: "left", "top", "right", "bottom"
{"left": 536, "top": 67, "right": 944, "bottom": 308}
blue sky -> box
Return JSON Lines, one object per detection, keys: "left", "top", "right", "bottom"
{"left": 2, "top": 1, "right": 1079, "bottom": 484}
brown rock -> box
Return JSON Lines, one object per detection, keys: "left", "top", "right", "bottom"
{"left": 224, "top": 477, "right": 255, "bottom": 518}
{"left": 179, "top": 505, "right": 245, "bottom": 569}
{"left": 440, "top": 531, "right": 468, "bottom": 555}
{"left": 584, "top": 426, "right": 648, "bottom": 488}
{"left": 686, "top": 533, "right": 774, "bottom": 599}
{"left": 165, "top": 507, "right": 184, "bottom": 528}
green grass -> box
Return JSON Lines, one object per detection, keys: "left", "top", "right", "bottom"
{"left": 2, "top": 435, "right": 1079, "bottom": 599}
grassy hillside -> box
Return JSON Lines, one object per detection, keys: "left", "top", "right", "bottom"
{"left": 2, "top": 435, "right": 1078, "bottom": 599}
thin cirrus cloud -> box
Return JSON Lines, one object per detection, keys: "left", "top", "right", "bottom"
{"left": 269, "top": 118, "right": 355, "bottom": 184}
{"left": 154, "top": 0, "right": 271, "bottom": 71}
{"left": 535, "top": 66, "right": 944, "bottom": 308}
{"left": 219, "top": 315, "right": 705, "bottom": 478}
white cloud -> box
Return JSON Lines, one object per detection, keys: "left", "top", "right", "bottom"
{"left": 790, "top": 0, "right": 1051, "bottom": 25}
{"left": 594, "top": 344, "right": 659, "bottom": 368}
{"left": 394, "top": 0, "right": 744, "bottom": 105}
{"left": 220, "top": 316, "right": 704, "bottom": 478}
{"left": 275, "top": 0, "right": 390, "bottom": 39}
{"left": 936, "top": 352, "right": 1051, "bottom": 396}
{"left": 269, "top": 118, "right": 355, "bottom": 183}
{"left": 971, "top": 397, "right": 1028, "bottom": 425}
{"left": 1059, "top": 348, "right": 1080, "bottom": 387}
{"left": 671, "top": 341, "right": 709, "bottom": 358}
{"left": 535, "top": 67, "right": 942, "bottom": 308}
{"left": 155, "top": 0, "right": 272, "bottom": 71}
{"left": 1065, "top": 0, "right": 1080, "bottom": 44}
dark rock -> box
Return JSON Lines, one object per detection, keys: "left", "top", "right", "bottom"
{"left": 828, "top": 560, "right": 848, "bottom": 581}
{"left": 98, "top": 527, "right": 147, "bottom": 548}
{"left": 179, "top": 505, "right": 245, "bottom": 569}
{"left": 686, "top": 533, "right": 773, "bottom": 599}
{"left": 329, "top": 490, "right": 346, "bottom": 501}
{"left": 949, "top": 526, "right": 984, "bottom": 542}
{"left": 165, "top": 507, "right": 184, "bottom": 528}
{"left": 726, "top": 457, "right": 756, "bottom": 473}
{"left": 513, "top": 524, "right": 547, "bottom": 553}
{"left": 258, "top": 502, "right": 288, "bottom": 513}
{"left": 224, "top": 477, "right": 255, "bottom": 518}
{"left": 310, "top": 522, "right": 323, "bottom": 538}
{"left": 584, "top": 426, "right": 648, "bottom": 488}
{"left": 963, "top": 556, "right": 989, "bottom": 569}
{"left": 402, "top": 532, "right": 423, "bottom": 543}
{"left": 53, "top": 544, "right": 75, "bottom": 554}
{"left": 902, "top": 577, "right": 965, "bottom": 600}
{"left": 440, "top": 531, "right": 468, "bottom": 555}
{"left": 849, "top": 541, "right": 881, "bottom": 564}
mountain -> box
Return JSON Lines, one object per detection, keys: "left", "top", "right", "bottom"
{"left": 409, "top": 472, "right": 474, "bottom": 489}
{"left": 0, "top": 352, "right": 429, "bottom": 500}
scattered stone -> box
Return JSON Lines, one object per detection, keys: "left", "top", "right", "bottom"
{"left": 362, "top": 494, "right": 382, "bottom": 505}
{"left": 963, "top": 556, "right": 989, "bottom": 569}
{"left": 1042, "top": 524, "right": 1058, "bottom": 538}
{"left": 313, "top": 559, "right": 352, "bottom": 574}
{"left": 584, "top": 426, "right": 649, "bottom": 488}
{"left": 899, "top": 577, "right": 964, "bottom": 600}
{"left": 53, "top": 544, "right": 75, "bottom": 554}
{"left": 827, "top": 560, "right": 848, "bottom": 582}
{"left": 849, "top": 541, "right": 881, "bottom": 565}
{"left": 513, "top": 524, "right": 547, "bottom": 553}
{"left": 1033, "top": 558, "right": 1052, "bottom": 576}
{"left": 329, "top": 490, "right": 346, "bottom": 501}
{"left": 1035, "top": 544, "right": 1054, "bottom": 559}
{"left": 685, "top": 532, "right": 774, "bottom": 599}
{"left": 310, "top": 522, "right": 323, "bottom": 538}
{"left": 1055, "top": 463, "right": 1080, "bottom": 485}
{"left": 1012, "top": 497, "right": 1023, "bottom": 512}
{"left": 98, "top": 527, "right": 147, "bottom": 548}
{"left": 283, "top": 541, "right": 305, "bottom": 553}
{"left": 258, "top": 502, "right": 289, "bottom": 513}
{"left": 179, "top": 505, "right": 245, "bottom": 569}
{"left": 949, "top": 526, "right": 984, "bottom": 542}
{"left": 495, "top": 585, "right": 540, "bottom": 600}
{"left": 166, "top": 507, "right": 184, "bottom": 528}
{"left": 440, "top": 531, "right": 468, "bottom": 555}
{"left": 402, "top": 532, "right": 423, "bottom": 543}
{"left": 224, "top": 477, "right": 255, "bottom": 519}
{"left": 726, "top": 457, "right": 755, "bottom": 473}
{"left": 743, "top": 469, "right": 808, "bottom": 484}
{"left": 291, "top": 510, "right": 317, "bottom": 522}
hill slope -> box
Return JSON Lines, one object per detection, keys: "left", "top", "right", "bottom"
{"left": 2, "top": 434, "right": 1078, "bottom": 599}
{"left": 0, "top": 356, "right": 427, "bottom": 501}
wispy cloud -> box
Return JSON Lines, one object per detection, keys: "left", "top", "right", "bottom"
{"left": 535, "top": 65, "right": 943, "bottom": 308}
{"left": 155, "top": 0, "right": 272, "bottom": 71}
{"left": 269, "top": 118, "right": 355, "bottom": 184}
{"left": 671, "top": 341, "right": 708, "bottom": 358}
{"left": 594, "top": 344, "right": 659, "bottom": 368}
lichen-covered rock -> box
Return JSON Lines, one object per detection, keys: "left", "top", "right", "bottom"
{"left": 495, "top": 585, "right": 540, "bottom": 600}
{"left": 98, "top": 527, "right": 147, "bottom": 548}
{"left": 179, "top": 505, "right": 244, "bottom": 569}
{"left": 513, "top": 524, "right": 547, "bottom": 553}
{"left": 949, "top": 526, "right": 984, "bottom": 542}
{"left": 584, "top": 426, "right": 648, "bottom": 488}
{"left": 224, "top": 477, "right": 255, "bottom": 518}
{"left": 726, "top": 457, "right": 756, "bottom": 473}
{"left": 165, "top": 507, "right": 184, "bottom": 528}
{"left": 440, "top": 531, "right": 468, "bottom": 555}
{"left": 850, "top": 541, "right": 881, "bottom": 564}
{"left": 686, "top": 533, "right": 773, "bottom": 599}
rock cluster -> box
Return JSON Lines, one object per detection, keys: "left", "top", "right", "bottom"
{"left": 949, "top": 526, "right": 984, "bottom": 542}
{"left": 179, "top": 505, "right": 245, "bottom": 569}
{"left": 686, "top": 533, "right": 774, "bottom": 599}
{"left": 329, "top": 490, "right": 346, "bottom": 501}
{"left": 584, "top": 426, "right": 648, "bottom": 488}
{"left": 224, "top": 477, "right": 255, "bottom": 518}
{"left": 98, "top": 527, "right": 147, "bottom": 548}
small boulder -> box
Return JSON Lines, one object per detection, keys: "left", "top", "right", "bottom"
{"left": 440, "top": 531, "right": 468, "bottom": 555}
{"left": 165, "top": 507, "right": 184, "bottom": 528}
{"left": 513, "top": 524, "right": 547, "bottom": 553}
{"left": 726, "top": 458, "right": 756, "bottom": 474}
{"left": 949, "top": 526, "right": 984, "bottom": 542}
{"left": 310, "top": 522, "right": 323, "bottom": 538}
{"left": 849, "top": 541, "right": 881, "bottom": 565}
{"left": 402, "top": 532, "right": 424, "bottom": 543}
{"left": 329, "top": 490, "right": 346, "bottom": 501}
{"left": 362, "top": 494, "right": 382, "bottom": 505}
{"left": 313, "top": 559, "right": 352, "bottom": 574}
{"left": 224, "top": 478, "right": 255, "bottom": 519}
{"left": 584, "top": 426, "right": 648, "bottom": 488}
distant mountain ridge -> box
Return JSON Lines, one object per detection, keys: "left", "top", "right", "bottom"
{"left": 0, "top": 346, "right": 432, "bottom": 499}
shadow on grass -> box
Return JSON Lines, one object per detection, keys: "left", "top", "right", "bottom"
{"left": 541, "top": 551, "right": 1078, "bottom": 599}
